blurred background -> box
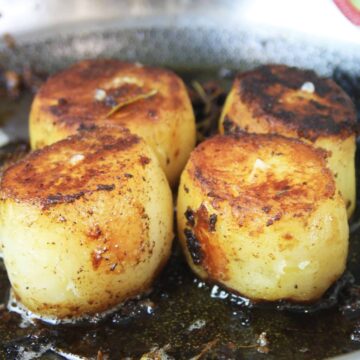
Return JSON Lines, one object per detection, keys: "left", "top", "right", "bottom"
{"left": 1, "top": 0, "right": 360, "bottom": 75}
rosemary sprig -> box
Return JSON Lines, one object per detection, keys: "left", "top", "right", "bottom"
{"left": 189, "top": 338, "right": 219, "bottom": 360}
{"left": 105, "top": 89, "right": 158, "bottom": 118}
{"left": 191, "top": 80, "right": 211, "bottom": 114}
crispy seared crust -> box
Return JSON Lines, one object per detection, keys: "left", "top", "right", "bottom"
{"left": 1, "top": 126, "right": 144, "bottom": 208}
{"left": 187, "top": 133, "right": 336, "bottom": 226}
{"left": 178, "top": 132, "right": 348, "bottom": 302}
{"left": 0, "top": 125, "right": 173, "bottom": 318}
{"left": 29, "top": 59, "right": 196, "bottom": 186}
{"left": 220, "top": 64, "right": 357, "bottom": 218}
{"left": 222, "top": 65, "right": 356, "bottom": 141}
{"left": 32, "top": 60, "right": 184, "bottom": 132}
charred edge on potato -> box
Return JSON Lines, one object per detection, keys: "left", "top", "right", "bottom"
{"left": 236, "top": 65, "right": 357, "bottom": 141}
{"left": 184, "top": 207, "right": 195, "bottom": 227}
{"left": 184, "top": 228, "right": 204, "bottom": 265}
{"left": 193, "top": 205, "right": 229, "bottom": 280}
{"left": 0, "top": 126, "right": 173, "bottom": 318}
{"left": 223, "top": 116, "right": 240, "bottom": 135}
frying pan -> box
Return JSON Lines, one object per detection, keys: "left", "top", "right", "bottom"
{"left": 1, "top": 0, "right": 360, "bottom": 359}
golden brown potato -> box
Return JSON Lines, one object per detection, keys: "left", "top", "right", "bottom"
{"left": 29, "top": 59, "right": 196, "bottom": 186}
{"left": 219, "top": 65, "right": 357, "bottom": 218}
{"left": 0, "top": 126, "right": 173, "bottom": 320}
{"left": 177, "top": 133, "right": 348, "bottom": 302}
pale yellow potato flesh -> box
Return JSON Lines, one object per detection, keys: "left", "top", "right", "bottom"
{"left": 219, "top": 65, "right": 357, "bottom": 218}
{"left": 29, "top": 59, "right": 196, "bottom": 187}
{"left": 177, "top": 133, "right": 349, "bottom": 302}
{"left": 0, "top": 126, "right": 173, "bottom": 319}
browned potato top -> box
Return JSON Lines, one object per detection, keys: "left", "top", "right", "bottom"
{"left": 33, "top": 59, "right": 186, "bottom": 131}
{"left": 226, "top": 65, "right": 356, "bottom": 140}
{"left": 1, "top": 126, "right": 149, "bottom": 209}
{"left": 186, "top": 133, "right": 336, "bottom": 229}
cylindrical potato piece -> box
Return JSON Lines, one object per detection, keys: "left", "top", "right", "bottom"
{"left": 30, "top": 59, "right": 196, "bottom": 186}
{"left": 0, "top": 126, "right": 173, "bottom": 320}
{"left": 177, "top": 133, "right": 349, "bottom": 302}
{"left": 219, "top": 65, "right": 357, "bottom": 218}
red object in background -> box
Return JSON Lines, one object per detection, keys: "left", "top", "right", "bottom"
{"left": 334, "top": 0, "right": 360, "bottom": 25}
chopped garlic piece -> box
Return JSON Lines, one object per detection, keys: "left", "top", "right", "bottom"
{"left": 188, "top": 319, "right": 206, "bottom": 331}
{"left": 300, "top": 81, "right": 315, "bottom": 93}
{"left": 0, "top": 129, "right": 9, "bottom": 147}
{"left": 254, "top": 158, "right": 270, "bottom": 170}
{"left": 94, "top": 88, "right": 106, "bottom": 101}
{"left": 69, "top": 154, "right": 85, "bottom": 165}
{"left": 298, "top": 260, "right": 310, "bottom": 270}
{"left": 248, "top": 158, "right": 270, "bottom": 182}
